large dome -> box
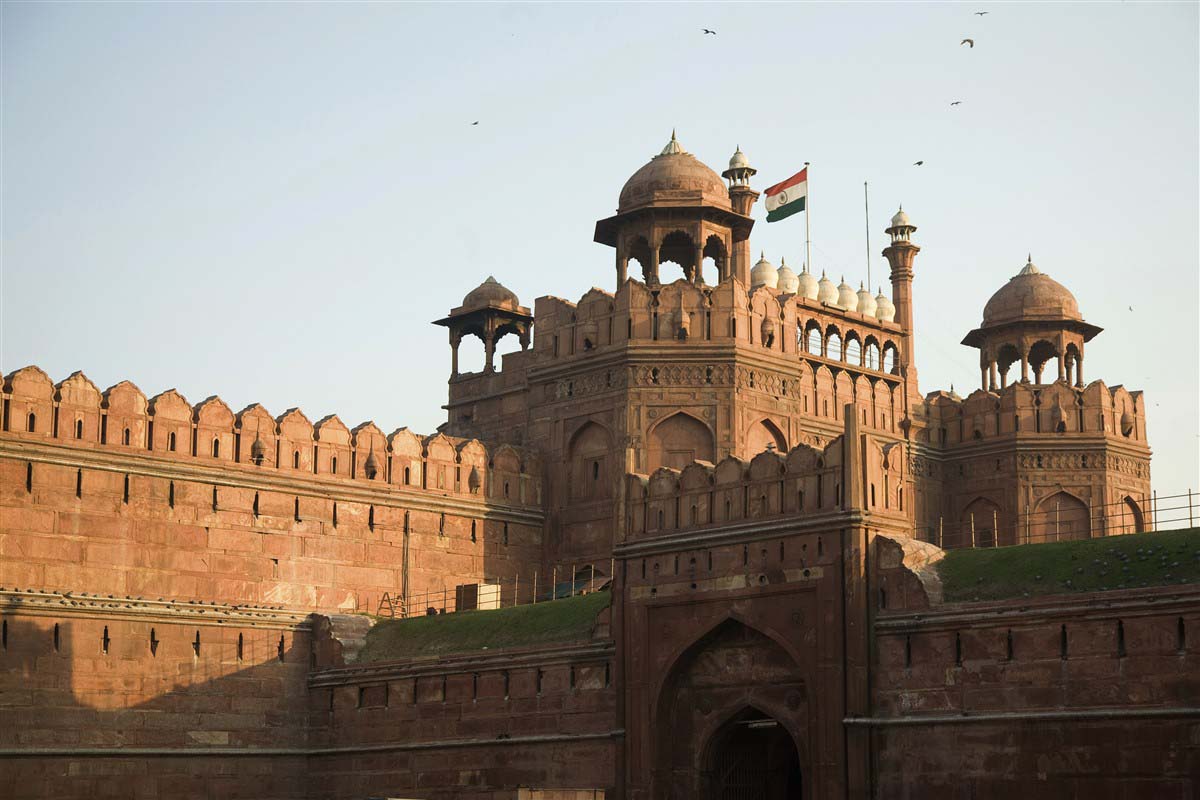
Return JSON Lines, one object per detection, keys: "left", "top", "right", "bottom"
{"left": 618, "top": 132, "right": 731, "bottom": 212}
{"left": 462, "top": 276, "right": 520, "bottom": 311}
{"left": 981, "top": 258, "right": 1081, "bottom": 327}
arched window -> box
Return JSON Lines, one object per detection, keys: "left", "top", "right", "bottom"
{"left": 805, "top": 326, "right": 822, "bottom": 355}
{"left": 168, "top": 432, "right": 177, "bottom": 452}
{"left": 211, "top": 438, "right": 220, "bottom": 458}
{"left": 293, "top": 451, "right": 301, "bottom": 469}
{"left": 26, "top": 412, "right": 36, "bottom": 433}
{"left": 844, "top": 335, "right": 862, "bottom": 365}
{"left": 404, "top": 466, "right": 411, "bottom": 485}
{"left": 332, "top": 456, "right": 338, "bottom": 475}
{"left": 827, "top": 332, "right": 843, "bottom": 361}
{"left": 122, "top": 427, "right": 130, "bottom": 445}
{"left": 74, "top": 420, "right": 84, "bottom": 439}
{"left": 864, "top": 341, "right": 881, "bottom": 371}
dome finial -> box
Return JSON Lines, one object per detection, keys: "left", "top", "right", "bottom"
{"left": 659, "top": 130, "right": 685, "bottom": 156}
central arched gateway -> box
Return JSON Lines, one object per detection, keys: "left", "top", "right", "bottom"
{"left": 653, "top": 618, "right": 810, "bottom": 799}
{"left": 704, "top": 707, "right": 802, "bottom": 799}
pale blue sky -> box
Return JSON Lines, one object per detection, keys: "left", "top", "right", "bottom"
{"left": 2, "top": 2, "right": 1197, "bottom": 495}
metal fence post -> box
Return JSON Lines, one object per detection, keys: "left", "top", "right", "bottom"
{"left": 1152, "top": 490, "right": 1157, "bottom": 532}
{"left": 552, "top": 566, "right": 558, "bottom": 600}
{"left": 571, "top": 563, "right": 577, "bottom": 597}
{"left": 533, "top": 571, "right": 538, "bottom": 604}
{"left": 970, "top": 513, "right": 976, "bottom": 549}
{"left": 993, "top": 509, "right": 999, "bottom": 547}
{"left": 938, "top": 517, "right": 943, "bottom": 549}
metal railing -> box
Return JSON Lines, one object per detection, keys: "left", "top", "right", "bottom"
{"left": 916, "top": 489, "right": 1197, "bottom": 550}
{"left": 376, "top": 560, "right": 614, "bottom": 619}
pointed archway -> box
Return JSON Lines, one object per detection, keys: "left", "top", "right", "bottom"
{"left": 703, "top": 707, "right": 802, "bottom": 799}
{"left": 653, "top": 617, "right": 809, "bottom": 799}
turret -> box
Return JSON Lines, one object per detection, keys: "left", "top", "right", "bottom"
{"left": 723, "top": 146, "right": 760, "bottom": 285}
{"left": 882, "top": 206, "right": 920, "bottom": 388}
{"left": 595, "top": 132, "right": 753, "bottom": 288}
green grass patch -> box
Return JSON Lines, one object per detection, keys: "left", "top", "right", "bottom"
{"left": 358, "top": 591, "right": 611, "bottom": 663}
{"left": 938, "top": 529, "right": 1200, "bottom": 603}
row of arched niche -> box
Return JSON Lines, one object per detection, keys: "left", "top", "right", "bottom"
{"left": 949, "top": 491, "right": 1146, "bottom": 548}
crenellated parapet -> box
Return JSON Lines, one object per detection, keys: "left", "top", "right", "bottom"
{"left": 1, "top": 365, "right": 543, "bottom": 509}
{"left": 624, "top": 429, "right": 908, "bottom": 538}
{"left": 916, "top": 378, "right": 1148, "bottom": 447}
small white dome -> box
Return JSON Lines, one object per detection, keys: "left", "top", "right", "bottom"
{"left": 836, "top": 277, "right": 858, "bottom": 311}
{"left": 796, "top": 263, "right": 819, "bottom": 300}
{"left": 776, "top": 258, "right": 799, "bottom": 293}
{"left": 875, "top": 288, "right": 896, "bottom": 322}
{"left": 750, "top": 252, "right": 778, "bottom": 289}
{"left": 856, "top": 282, "right": 877, "bottom": 316}
{"left": 816, "top": 271, "right": 838, "bottom": 305}
{"left": 890, "top": 206, "right": 911, "bottom": 228}
{"left": 728, "top": 146, "right": 750, "bottom": 171}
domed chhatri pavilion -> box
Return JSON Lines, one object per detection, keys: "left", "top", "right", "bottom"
{"left": 0, "top": 132, "right": 1176, "bottom": 800}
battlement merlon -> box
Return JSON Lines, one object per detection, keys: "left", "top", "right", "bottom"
{"left": 1, "top": 365, "right": 544, "bottom": 512}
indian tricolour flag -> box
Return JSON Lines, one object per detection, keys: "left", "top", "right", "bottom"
{"left": 764, "top": 168, "right": 807, "bottom": 223}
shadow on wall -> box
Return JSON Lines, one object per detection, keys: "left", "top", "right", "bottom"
{"left": 0, "top": 615, "right": 310, "bottom": 800}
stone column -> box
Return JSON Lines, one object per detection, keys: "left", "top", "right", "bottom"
{"left": 1076, "top": 353, "right": 1084, "bottom": 386}
{"left": 980, "top": 364, "right": 988, "bottom": 392}
{"left": 616, "top": 251, "right": 628, "bottom": 288}
{"left": 450, "top": 332, "right": 462, "bottom": 376}
{"left": 1020, "top": 341, "right": 1030, "bottom": 383}
{"left": 649, "top": 238, "right": 661, "bottom": 287}
{"left": 484, "top": 320, "right": 497, "bottom": 373}
{"left": 989, "top": 361, "right": 999, "bottom": 392}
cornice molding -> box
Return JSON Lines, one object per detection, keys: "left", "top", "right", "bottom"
{"left": 0, "top": 589, "right": 312, "bottom": 630}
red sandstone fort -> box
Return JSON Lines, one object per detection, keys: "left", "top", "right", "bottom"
{"left": 0, "top": 133, "right": 1195, "bottom": 799}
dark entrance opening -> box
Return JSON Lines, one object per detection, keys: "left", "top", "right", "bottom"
{"left": 705, "top": 708, "right": 802, "bottom": 799}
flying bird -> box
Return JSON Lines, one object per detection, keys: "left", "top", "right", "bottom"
{"left": 913, "top": 160, "right": 924, "bottom": 166}
{"left": 961, "top": 38, "right": 975, "bottom": 47}
{"left": 975, "top": 11, "right": 989, "bottom": 15}
{"left": 1128, "top": 306, "right": 1134, "bottom": 312}
{"left": 703, "top": 28, "right": 716, "bottom": 35}
{"left": 950, "top": 101, "right": 963, "bottom": 106}
{"left": 472, "top": 121, "right": 479, "bottom": 126}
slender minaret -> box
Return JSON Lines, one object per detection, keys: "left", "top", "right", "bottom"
{"left": 882, "top": 206, "right": 920, "bottom": 395}
{"left": 723, "top": 146, "right": 759, "bottom": 285}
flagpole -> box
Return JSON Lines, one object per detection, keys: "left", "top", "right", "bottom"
{"left": 804, "top": 162, "right": 812, "bottom": 271}
{"left": 864, "top": 181, "right": 871, "bottom": 290}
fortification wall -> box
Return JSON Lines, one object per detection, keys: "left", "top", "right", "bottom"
{"left": 869, "top": 536, "right": 1200, "bottom": 798}
{"left": 305, "top": 640, "right": 617, "bottom": 799}
{"left": 0, "top": 590, "right": 310, "bottom": 799}
{"left": 0, "top": 366, "right": 545, "bottom": 616}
